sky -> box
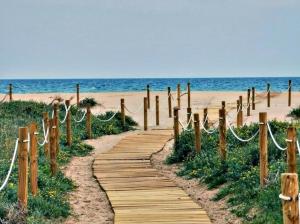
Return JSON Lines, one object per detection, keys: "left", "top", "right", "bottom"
{"left": 0, "top": 0, "right": 299, "bottom": 79}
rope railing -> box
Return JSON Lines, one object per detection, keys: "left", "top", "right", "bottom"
{"left": 36, "top": 120, "right": 49, "bottom": 147}
{"left": 0, "top": 94, "right": 8, "bottom": 103}
{"left": 93, "top": 106, "right": 120, "bottom": 122}
{"left": 59, "top": 102, "right": 72, "bottom": 124}
{"left": 124, "top": 103, "right": 144, "bottom": 115}
{"left": 267, "top": 122, "right": 287, "bottom": 151}
{"left": 199, "top": 115, "right": 218, "bottom": 134}
{"left": 0, "top": 139, "right": 19, "bottom": 192}
{"left": 226, "top": 119, "right": 259, "bottom": 142}
{"left": 73, "top": 110, "right": 87, "bottom": 123}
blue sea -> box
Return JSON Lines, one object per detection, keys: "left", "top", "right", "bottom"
{"left": 0, "top": 77, "right": 299, "bottom": 94}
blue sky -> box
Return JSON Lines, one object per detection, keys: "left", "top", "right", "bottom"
{"left": 0, "top": 0, "right": 299, "bottom": 79}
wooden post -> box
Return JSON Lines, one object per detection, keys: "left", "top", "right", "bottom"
{"left": 121, "top": 98, "right": 125, "bottom": 127}
{"left": 187, "top": 82, "right": 191, "bottom": 108}
{"left": 281, "top": 173, "right": 299, "bottom": 224}
{"left": 252, "top": 87, "right": 255, "bottom": 110}
{"left": 173, "top": 107, "right": 179, "bottom": 141}
{"left": 49, "top": 119, "right": 57, "bottom": 176}
{"left": 259, "top": 112, "right": 268, "bottom": 187}
{"left": 9, "top": 84, "right": 12, "bottom": 101}
{"left": 222, "top": 101, "right": 225, "bottom": 109}
{"left": 219, "top": 108, "right": 226, "bottom": 160}
{"left": 43, "top": 112, "right": 50, "bottom": 157}
{"left": 194, "top": 113, "right": 201, "bottom": 153}
{"left": 144, "top": 97, "right": 148, "bottom": 131}
{"left": 247, "top": 89, "right": 251, "bottom": 116}
{"left": 267, "top": 83, "right": 270, "bottom": 107}
{"left": 287, "top": 127, "right": 297, "bottom": 173}
{"left": 86, "top": 106, "right": 92, "bottom": 139}
{"left": 203, "top": 108, "right": 208, "bottom": 129}
{"left": 237, "top": 96, "right": 243, "bottom": 127}
{"left": 18, "top": 127, "right": 28, "bottom": 208}
{"left": 147, "top": 84, "right": 150, "bottom": 109}
{"left": 187, "top": 107, "right": 192, "bottom": 128}
{"left": 156, "top": 96, "right": 159, "bottom": 126}
{"left": 66, "top": 100, "right": 72, "bottom": 146}
{"left": 177, "top": 84, "right": 181, "bottom": 109}
{"left": 29, "top": 123, "right": 38, "bottom": 196}
{"left": 168, "top": 87, "right": 172, "bottom": 118}
{"left": 236, "top": 99, "right": 240, "bottom": 127}
{"left": 288, "top": 80, "right": 292, "bottom": 107}
{"left": 76, "top": 83, "right": 80, "bottom": 106}
{"left": 53, "top": 103, "right": 59, "bottom": 153}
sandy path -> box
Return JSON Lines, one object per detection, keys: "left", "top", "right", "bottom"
{"left": 151, "top": 140, "right": 241, "bottom": 224}
{"left": 64, "top": 131, "right": 138, "bottom": 224}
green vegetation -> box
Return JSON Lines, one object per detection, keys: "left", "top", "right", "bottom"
{"left": 0, "top": 100, "right": 137, "bottom": 223}
{"left": 167, "top": 121, "right": 300, "bottom": 223}
{"left": 288, "top": 107, "right": 300, "bottom": 119}
{"left": 78, "top": 97, "right": 99, "bottom": 108}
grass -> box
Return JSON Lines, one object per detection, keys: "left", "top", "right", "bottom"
{"left": 166, "top": 120, "right": 300, "bottom": 224}
{"left": 288, "top": 106, "right": 300, "bottom": 119}
{"left": 0, "top": 100, "right": 137, "bottom": 223}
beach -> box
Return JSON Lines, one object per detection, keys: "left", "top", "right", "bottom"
{"left": 5, "top": 90, "right": 299, "bottom": 129}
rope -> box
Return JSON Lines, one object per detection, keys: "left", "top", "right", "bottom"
{"left": 59, "top": 102, "right": 71, "bottom": 124}
{"left": 267, "top": 123, "right": 287, "bottom": 151}
{"left": 94, "top": 106, "right": 120, "bottom": 122}
{"left": 297, "top": 140, "right": 300, "bottom": 156}
{"left": 199, "top": 115, "right": 217, "bottom": 134}
{"left": 73, "top": 110, "right": 87, "bottom": 123}
{"left": 0, "top": 139, "right": 19, "bottom": 192}
{"left": 180, "top": 92, "right": 188, "bottom": 97}
{"left": 227, "top": 120, "right": 259, "bottom": 142}
{"left": 37, "top": 120, "right": 49, "bottom": 146}
{"left": 124, "top": 103, "right": 143, "bottom": 115}
{"left": 168, "top": 92, "right": 175, "bottom": 101}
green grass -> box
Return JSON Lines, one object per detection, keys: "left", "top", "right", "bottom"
{"left": 0, "top": 101, "right": 137, "bottom": 223}
{"left": 166, "top": 121, "right": 300, "bottom": 223}
{"left": 288, "top": 106, "right": 300, "bottom": 119}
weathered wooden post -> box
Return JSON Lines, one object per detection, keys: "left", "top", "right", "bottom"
{"left": 49, "top": 119, "right": 57, "bottom": 176}
{"left": 8, "top": 84, "right": 12, "bottom": 101}
{"left": 66, "top": 100, "right": 72, "bottom": 146}
{"left": 187, "top": 107, "right": 192, "bottom": 128}
{"left": 222, "top": 101, "right": 225, "bottom": 109}
{"left": 173, "top": 107, "right": 179, "bottom": 141}
{"left": 194, "top": 113, "right": 201, "bottom": 153}
{"left": 252, "top": 87, "right": 255, "bottom": 110}
{"left": 203, "top": 108, "right": 208, "bottom": 129}
{"left": 144, "top": 97, "right": 148, "bottom": 131}
{"left": 236, "top": 99, "right": 240, "bottom": 126}
{"left": 76, "top": 83, "right": 80, "bottom": 106}
{"left": 18, "top": 127, "right": 29, "bottom": 207}
{"left": 168, "top": 87, "right": 172, "bottom": 118}
{"left": 156, "top": 96, "right": 159, "bottom": 126}
{"left": 267, "top": 83, "right": 270, "bottom": 107}
{"left": 219, "top": 108, "right": 226, "bottom": 160}
{"left": 247, "top": 89, "right": 251, "bottom": 116}
{"left": 259, "top": 112, "right": 268, "bottom": 187}
{"left": 237, "top": 96, "right": 243, "bottom": 127}
{"left": 287, "top": 127, "right": 297, "bottom": 173}
{"left": 29, "top": 123, "right": 38, "bottom": 196}
{"left": 177, "top": 84, "right": 181, "bottom": 109}
{"left": 280, "top": 173, "right": 299, "bottom": 224}
{"left": 120, "top": 98, "right": 125, "bottom": 127}
{"left": 86, "top": 106, "right": 92, "bottom": 139}
{"left": 53, "top": 103, "right": 59, "bottom": 153}
{"left": 147, "top": 84, "right": 150, "bottom": 109}
{"left": 43, "top": 112, "right": 50, "bottom": 157}
{"left": 187, "top": 82, "right": 191, "bottom": 108}
{"left": 288, "top": 80, "right": 292, "bottom": 107}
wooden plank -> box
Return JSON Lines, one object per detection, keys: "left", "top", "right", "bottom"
{"left": 92, "top": 130, "right": 211, "bottom": 223}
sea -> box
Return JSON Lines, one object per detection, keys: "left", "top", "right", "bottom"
{"left": 0, "top": 77, "right": 299, "bottom": 94}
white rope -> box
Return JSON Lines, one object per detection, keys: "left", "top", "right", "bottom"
{"left": 124, "top": 103, "right": 143, "bottom": 115}
{"left": 59, "top": 102, "right": 71, "bottom": 124}
{"left": 51, "top": 110, "right": 54, "bottom": 119}
{"left": 267, "top": 122, "right": 287, "bottom": 151}
{"left": 199, "top": 115, "right": 217, "bottom": 134}
{"left": 37, "top": 120, "right": 49, "bottom": 146}
{"left": 297, "top": 140, "right": 300, "bottom": 156}
{"left": 73, "top": 110, "right": 87, "bottom": 123}
{"left": 0, "top": 139, "right": 19, "bottom": 192}
{"left": 227, "top": 120, "right": 259, "bottom": 142}
{"left": 168, "top": 92, "right": 175, "bottom": 101}
{"left": 94, "top": 106, "right": 120, "bottom": 122}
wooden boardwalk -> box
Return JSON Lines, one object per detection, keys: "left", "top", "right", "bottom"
{"left": 93, "top": 130, "right": 211, "bottom": 224}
